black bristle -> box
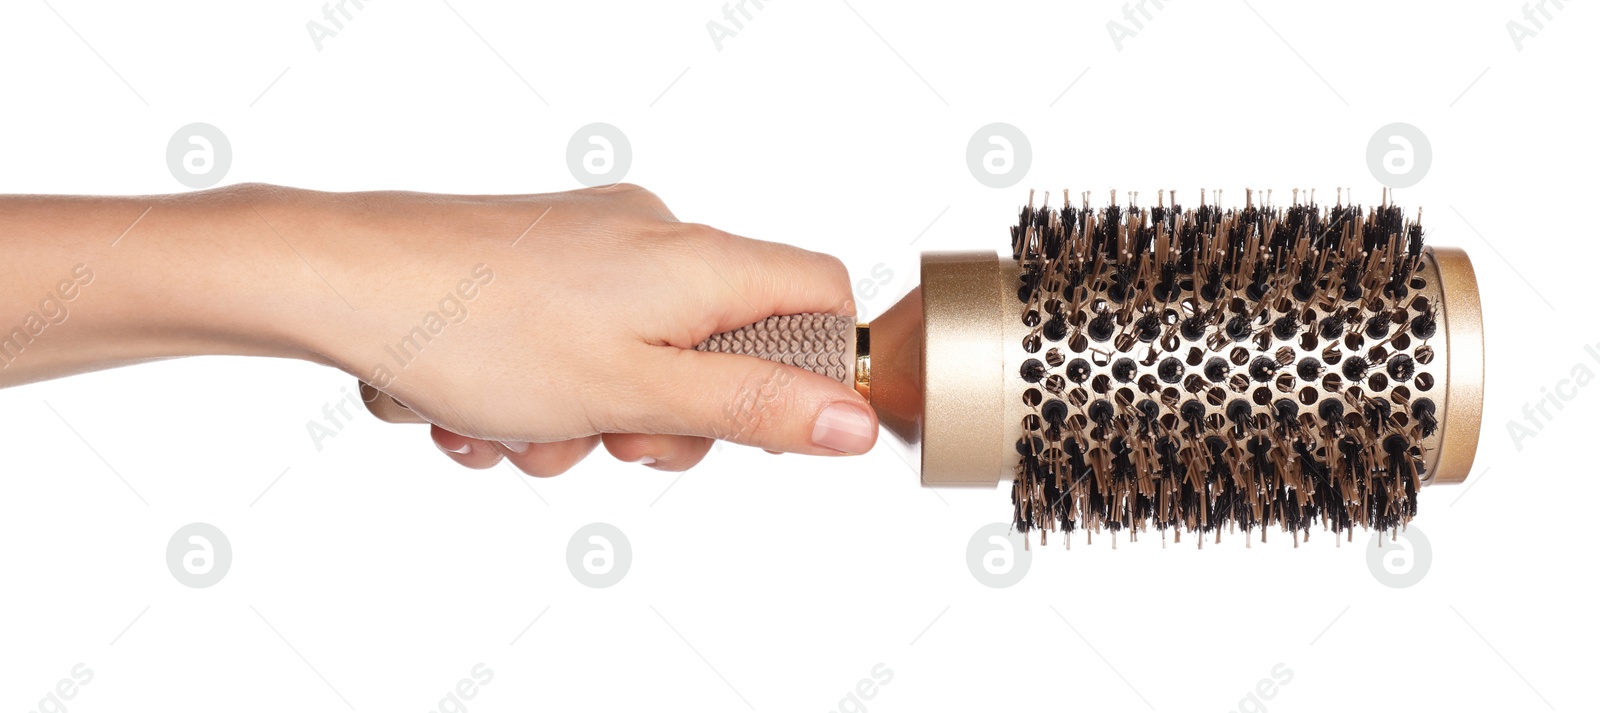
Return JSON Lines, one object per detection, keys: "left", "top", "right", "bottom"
{"left": 1412, "top": 398, "right": 1438, "bottom": 438}
{"left": 1387, "top": 354, "right": 1416, "bottom": 382}
{"left": 1319, "top": 315, "right": 1345, "bottom": 340}
{"left": 1010, "top": 191, "right": 1432, "bottom": 543}
{"left": 1296, "top": 357, "right": 1323, "bottom": 381}
{"left": 1088, "top": 312, "right": 1116, "bottom": 342}
{"left": 1410, "top": 311, "right": 1437, "bottom": 339}
{"left": 1342, "top": 356, "right": 1369, "bottom": 382}
{"left": 1249, "top": 356, "right": 1277, "bottom": 382}
{"left": 1364, "top": 313, "right": 1391, "bottom": 339}
{"left": 1272, "top": 314, "right": 1300, "bottom": 341}
{"left": 1112, "top": 357, "right": 1138, "bottom": 383}
{"left": 1225, "top": 315, "right": 1253, "bottom": 342}
{"left": 1020, "top": 358, "right": 1046, "bottom": 383}
{"left": 1042, "top": 314, "right": 1068, "bottom": 342}
{"left": 1158, "top": 357, "right": 1184, "bottom": 384}
{"left": 1135, "top": 313, "right": 1162, "bottom": 342}
{"left": 1204, "top": 356, "right": 1230, "bottom": 383}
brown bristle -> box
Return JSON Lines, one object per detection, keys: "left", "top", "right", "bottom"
{"left": 1008, "top": 189, "right": 1433, "bottom": 545}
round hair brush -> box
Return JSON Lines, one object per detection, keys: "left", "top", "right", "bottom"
{"left": 363, "top": 188, "right": 1484, "bottom": 545}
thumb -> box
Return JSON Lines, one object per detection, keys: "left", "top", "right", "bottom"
{"left": 631, "top": 348, "right": 878, "bottom": 455}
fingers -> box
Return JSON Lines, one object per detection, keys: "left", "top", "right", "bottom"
{"left": 601, "top": 433, "right": 714, "bottom": 471}
{"left": 620, "top": 348, "right": 878, "bottom": 456}
{"left": 491, "top": 435, "right": 602, "bottom": 477}
{"left": 431, "top": 424, "right": 504, "bottom": 469}
{"left": 674, "top": 225, "right": 855, "bottom": 335}
{"left": 430, "top": 424, "right": 599, "bottom": 477}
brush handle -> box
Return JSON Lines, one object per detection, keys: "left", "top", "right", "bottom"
{"left": 358, "top": 313, "right": 858, "bottom": 424}
{"left": 691, "top": 313, "right": 856, "bottom": 382}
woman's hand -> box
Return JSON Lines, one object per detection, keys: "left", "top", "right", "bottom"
{"left": 0, "top": 183, "right": 878, "bottom": 476}
{"left": 307, "top": 183, "right": 878, "bottom": 473}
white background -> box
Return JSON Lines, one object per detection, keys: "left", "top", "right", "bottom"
{"left": 1, "top": 1, "right": 1595, "bottom": 711}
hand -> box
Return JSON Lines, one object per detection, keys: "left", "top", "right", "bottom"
{"left": 309, "top": 183, "right": 879, "bottom": 474}
{"left": 0, "top": 183, "right": 877, "bottom": 476}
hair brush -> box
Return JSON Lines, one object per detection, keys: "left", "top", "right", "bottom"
{"left": 362, "top": 188, "right": 1484, "bottom": 546}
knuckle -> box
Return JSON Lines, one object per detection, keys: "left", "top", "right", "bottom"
{"left": 587, "top": 181, "right": 644, "bottom": 194}
{"left": 602, "top": 182, "right": 667, "bottom": 208}
{"left": 815, "top": 252, "right": 852, "bottom": 292}
{"left": 680, "top": 222, "right": 729, "bottom": 243}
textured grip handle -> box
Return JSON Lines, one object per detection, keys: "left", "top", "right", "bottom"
{"left": 361, "top": 313, "right": 858, "bottom": 424}
{"left": 693, "top": 313, "right": 856, "bottom": 384}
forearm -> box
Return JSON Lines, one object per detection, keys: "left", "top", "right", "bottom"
{"left": 0, "top": 184, "right": 345, "bottom": 386}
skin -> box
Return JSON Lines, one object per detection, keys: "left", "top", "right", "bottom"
{"left": 0, "top": 183, "right": 878, "bottom": 474}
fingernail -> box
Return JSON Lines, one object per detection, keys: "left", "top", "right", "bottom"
{"left": 811, "top": 402, "right": 874, "bottom": 454}
{"left": 500, "top": 441, "right": 530, "bottom": 454}
{"left": 631, "top": 456, "right": 657, "bottom": 466}
{"left": 439, "top": 441, "right": 471, "bottom": 455}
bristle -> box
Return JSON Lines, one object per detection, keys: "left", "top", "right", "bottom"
{"left": 1010, "top": 190, "right": 1434, "bottom": 545}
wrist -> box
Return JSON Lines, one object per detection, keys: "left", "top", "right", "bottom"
{"left": 89, "top": 184, "right": 352, "bottom": 370}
